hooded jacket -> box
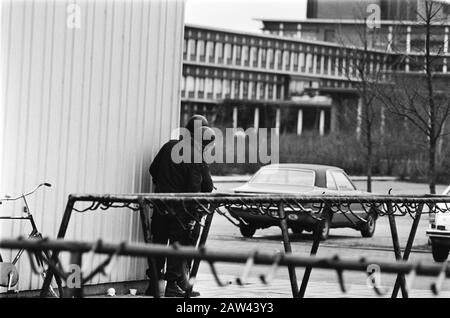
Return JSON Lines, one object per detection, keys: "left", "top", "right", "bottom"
{"left": 149, "top": 138, "right": 213, "bottom": 193}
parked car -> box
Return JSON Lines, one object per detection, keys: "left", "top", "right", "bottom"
{"left": 426, "top": 185, "right": 450, "bottom": 262}
{"left": 226, "top": 164, "right": 378, "bottom": 240}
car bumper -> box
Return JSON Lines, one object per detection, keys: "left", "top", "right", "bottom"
{"left": 227, "top": 206, "right": 319, "bottom": 229}
{"left": 427, "top": 229, "right": 450, "bottom": 246}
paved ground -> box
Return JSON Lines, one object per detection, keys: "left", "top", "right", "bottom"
{"left": 188, "top": 180, "right": 450, "bottom": 298}
{"left": 192, "top": 273, "right": 450, "bottom": 298}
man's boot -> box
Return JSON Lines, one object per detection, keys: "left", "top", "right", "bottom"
{"left": 177, "top": 278, "right": 200, "bottom": 297}
{"left": 164, "top": 281, "right": 186, "bottom": 297}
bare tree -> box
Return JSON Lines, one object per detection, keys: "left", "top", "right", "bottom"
{"left": 336, "top": 5, "right": 393, "bottom": 192}
{"left": 376, "top": 0, "right": 450, "bottom": 194}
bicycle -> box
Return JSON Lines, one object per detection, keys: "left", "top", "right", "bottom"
{"left": 0, "top": 183, "right": 63, "bottom": 297}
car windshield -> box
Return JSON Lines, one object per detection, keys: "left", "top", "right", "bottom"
{"left": 444, "top": 186, "right": 450, "bottom": 195}
{"left": 250, "top": 168, "right": 315, "bottom": 187}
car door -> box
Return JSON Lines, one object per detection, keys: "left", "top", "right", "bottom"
{"left": 329, "top": 170, "right": 365, "bottom": 226}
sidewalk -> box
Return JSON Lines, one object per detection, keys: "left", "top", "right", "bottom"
{"left": 192, "top": 273, "right": 450, "bottom": 298}
{"left": 101, "top": 273, "right": 450, "bottom": 298}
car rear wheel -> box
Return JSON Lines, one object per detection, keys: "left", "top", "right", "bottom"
{"left": 239, "top": 224, "right": 256, "bottom": 238}
{"left": 432, "top": 244, "right": 449, "bottom": 262}
{"left": 360, "top": 214, "right": 376, "bottom": 238}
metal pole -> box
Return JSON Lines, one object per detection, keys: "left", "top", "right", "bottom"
{"left": 66, "top": 193, "right": 450, "bottom": 205}
{"left": 138, "top": 198, "right": 160, "bottom": 298}
{"left": 387, "top": 202, "right": 408, "bottom": 298}
{"left": 299, "top": 218, "right": 324, "bottom": 298}
{"left": 391, "top": 203, "right": 423, "bottom": 298}
{"left": 4, "top": 238, "right": 450, "bottom": 278}
{"left": 187, "top": 211, "right": 214, "bottom": 297}
{"left": 40, "top": 198, "right": 74, "bottom": 298}
{"left": 36, "top": 231, "right": 64, "bottom": 297}
{"left": 278, "top": 202, "right": 300, "bottom": 298}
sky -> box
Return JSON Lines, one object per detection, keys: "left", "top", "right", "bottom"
{"left": 185, "top": 0, "right": 450, "bottom": 32}
{"left": 184, "top": 0, "right": 308, "bottom": 33}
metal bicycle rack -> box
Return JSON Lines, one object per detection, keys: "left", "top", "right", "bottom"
{"left": 19, "top": 192, "right": 449, "bottom": 298}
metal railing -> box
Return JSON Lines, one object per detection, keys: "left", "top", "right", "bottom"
{"left": 24, "top": 193, "right": 450, "bottom": 298}
{"left": 1, "top": 238, "right": 449, "bottom": 298}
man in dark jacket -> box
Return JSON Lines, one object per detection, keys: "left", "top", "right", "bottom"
{"left": 149, "top": 115, "right": 214, "bottom": 297}
{"left": 150, "top": 115, "right": 213, "bottom": 193}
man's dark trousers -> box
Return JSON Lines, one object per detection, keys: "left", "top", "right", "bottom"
{"left": 150, "top": 205, "right": 200, "bottom": 285}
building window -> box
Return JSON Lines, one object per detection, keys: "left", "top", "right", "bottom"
{"left": 225, "top": 43, "right": 232, "bottom": 64}
{"left": 331, "top": 56, "right": 336, "bottom": 75}
{"left": 224, "top": 79, "right": 231, "bottom": 98}
{"left": 323, "top": 56, "right": 329, "bottom": 74}
{"left": 242, "top": 46, "right": 249, "bottom": 66}
{"left": 260, "top": 48, "right": 267, "bottom": 68}
{"left": 205, "top": 78, "right": 213, "bottom": 99}
{"left": 197, "top": 77, "right": 205, "bottom": 99}
{"left": 216, "top": 43, "right": 223, "bottom": 63}
{"left": 234, "top": 80, "right": 240, "bottom": 98}
{"left": 268, "top": 84, "right": 273, "bottom": 99}
{"left": 338, "top": 57, "right": 344, "bottom": 76}
{"left": 187, "top": 76, "right": 195, "bottom": 98}
{"left": 344, "top": 57, "right": 350, "bottom": 76}
{"left": 307, "top": 54, "right": 313, "bottom": 73}
{"left": 252, "top": 47, "right": 259, "bottom": 67}
{"left": 289, "top": 80, "right": 303, "bottom": 96}
{"left": 299, "top": 52, "right": 305, "bottom": 72}
{"left": 243, "top": 81, "right": 249, "bottom": 99}
{"left": 350, "top": 58, "right": 357, "bottom": 77}
{"left": 284, "top": 51, "right": 290, "bottom": 71}
{"left": 292, "top": 52, "right": 298, "bottom": 71}
{"left": 268, "top": 49, "right": 274, "bottom": 69}
{"left": 206, "top": 41, "right": 214, "bottom": 62}
{"left": 276, "top": 50, "right": 282, "bottom": 70}
{"left": 276, "top": 83, "right": 283, "bottom": 99}
{"left": 214, "top": 78, "right": 222, "bottom": 99}
{"left": 431, "top": 57, "right": 444, "bottom": 72}
{"left": 235, "top": 45, "right": 242, "bottom": 65}
{"left": 251, "top": 81, "right": 257, "bottom": 99}
{"left": 315, "top": 55, "right": 321, "bottom": 74}
{"left": 189, "top": 39, "right": 196, "bottom": 60}
{"left": 259, "top": 82, "right": 265, "bottom": 99}
{"left": 197, "top": 40, "right": 205, "bottom": 61}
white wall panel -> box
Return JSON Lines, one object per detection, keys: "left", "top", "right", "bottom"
{"left": 0, "top": 0, "right": 184, "bottom": 291}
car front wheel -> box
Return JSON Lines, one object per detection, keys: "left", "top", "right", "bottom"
{"left": 360, "top": 214, "right": 376, "bottom": 238}
{"left": 432, "top": 243, "right": 449, "bottom": 262}
{"left": 239, "top": 224, "right": 256, "bottom": 238}
{"left": 316, "top": 215, "right": 331, "bottom": 241}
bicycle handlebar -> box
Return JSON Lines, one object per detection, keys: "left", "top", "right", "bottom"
{"left": 0, "top": 183, "right": 52, "bottom": 202}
